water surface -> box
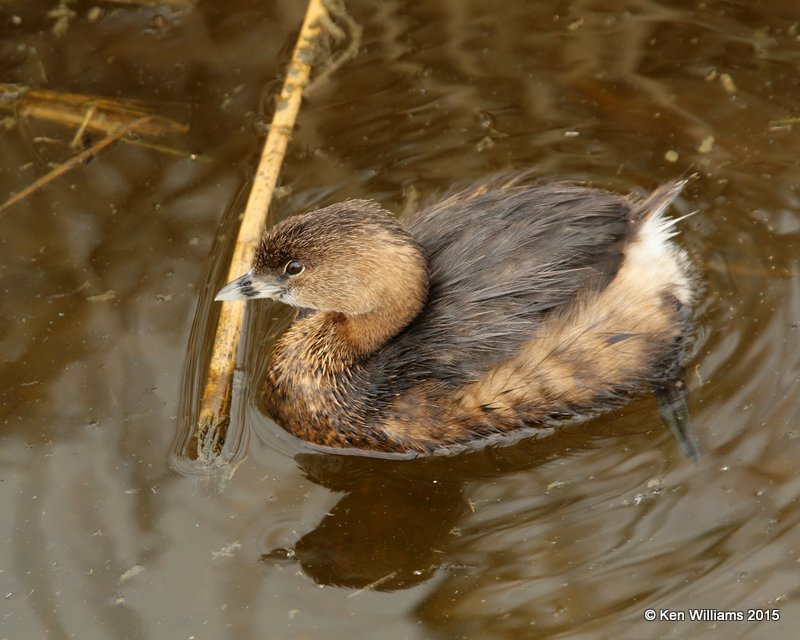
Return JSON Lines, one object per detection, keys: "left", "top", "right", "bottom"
{"left": 1, "top": 1, "right": 799, "bottom": 638}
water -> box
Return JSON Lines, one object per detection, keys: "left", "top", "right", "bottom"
{"left": 1, "top": 1, "right": 799, "bottom": 638}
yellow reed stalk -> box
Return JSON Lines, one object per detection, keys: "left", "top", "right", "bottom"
{"left": 194, "top": 0, "right": 329, "bottom": 458}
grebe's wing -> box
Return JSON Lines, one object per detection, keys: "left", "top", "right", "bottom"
{"left": 382, "top": 178, "right": 683, "bottom": 387}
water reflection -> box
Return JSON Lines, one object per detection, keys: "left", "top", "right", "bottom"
{"left": 288, "top": 456, "right": 466, "bottom": 591}
{"left": 262, "top": 407, "right": 691, "bottom": 592}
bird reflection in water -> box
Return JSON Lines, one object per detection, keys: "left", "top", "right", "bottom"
{"left": 258, "top": 413, "right": 671, "bottom": 591}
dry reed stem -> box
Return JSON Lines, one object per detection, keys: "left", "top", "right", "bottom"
{"left": 70, "top": 103, "right": 98, "bottom": 148}
{"left": 0, "top": 83, "right": 189, "bottom": 138}
{"left": 100, "top": 0, "right": 196, "bottom": 6}
{"left": 195, "top": 0, "right": 329, "bottom": 458}
{"left": 0, "top": 117, "right": 152, "bottom": 216}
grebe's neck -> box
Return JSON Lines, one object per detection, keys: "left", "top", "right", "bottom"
{"left": 272, "top": 249, "right": 429, "bottom": 377}
{"left": 285, "top": 280, "right": 428, "bottom": 374}
{"left": 332, "top": 291, "right": 426, "bottom": 362}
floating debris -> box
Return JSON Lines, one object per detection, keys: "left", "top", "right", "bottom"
{"left": 719, "top": 72, "right": 737, "bottom": 94}
{"left": 88, "top": 290, "right": 117, "bottom": 302}
{"left": 118, "top": 564, "right": 145, "bottom": 584}
{"left": 698, "top": 135, "right": 715, "bottom": 154}
{"left": 48, "top": 0, "right": 77, "bottom": 38}
{"left": 212, "top": 541, "right": 242, "bottom": 559}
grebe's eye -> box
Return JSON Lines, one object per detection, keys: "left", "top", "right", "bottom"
{"left": 284, "top": 260, "right": 304, "bottom": 276}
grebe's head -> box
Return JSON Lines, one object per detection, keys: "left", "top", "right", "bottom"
{"left": 215, "top": 200, "right": 428, "bottom": 316}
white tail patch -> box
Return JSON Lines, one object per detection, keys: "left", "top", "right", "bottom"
{"left": 627, "top": 183, "right": 695, "bottom": 305}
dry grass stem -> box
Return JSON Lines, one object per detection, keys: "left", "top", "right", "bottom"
{"left": 0, "top": 117, "right": 152, "bottom": 216}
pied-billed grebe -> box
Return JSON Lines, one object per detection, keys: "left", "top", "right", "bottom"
{"left": 216, "top": 174, "right": 697, "bottom": 457}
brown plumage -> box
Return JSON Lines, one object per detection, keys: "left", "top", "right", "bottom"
{"left": 216, "top": 174, "right": 697, "bottom": 457}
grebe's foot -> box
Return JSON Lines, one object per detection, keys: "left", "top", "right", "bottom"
{"left": 656, "top": 374, "right": 701, "bottom": 462}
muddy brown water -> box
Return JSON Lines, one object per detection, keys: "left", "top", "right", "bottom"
{"left": 2, "top": 1, "right": 800, "bottom": 638}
